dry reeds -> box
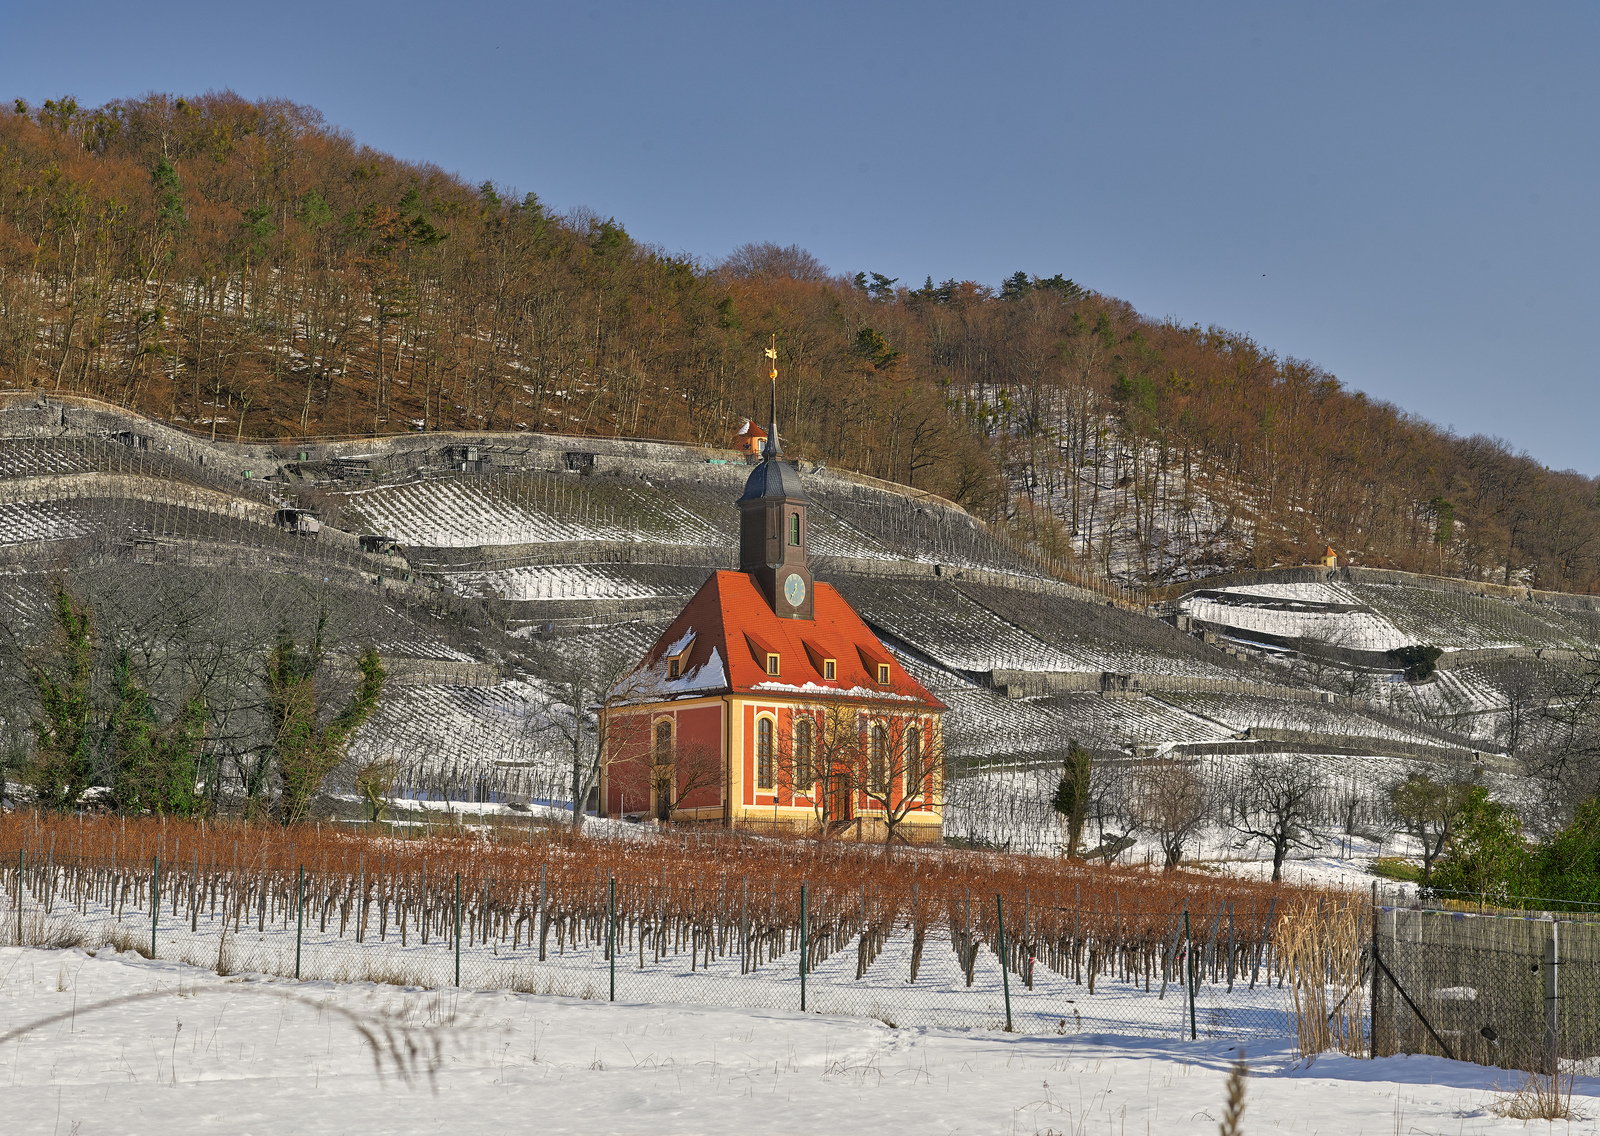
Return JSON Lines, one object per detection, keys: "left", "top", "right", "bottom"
{"left": 1279, "top": 894, "right": 1368, "bottom": 1057}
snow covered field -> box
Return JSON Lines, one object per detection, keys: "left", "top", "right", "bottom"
{"left": 3, "top": 946, "right": 1593, "bottom": 1135}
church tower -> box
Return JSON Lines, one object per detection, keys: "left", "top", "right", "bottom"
{"left": 738, "top": 343, "right": 814, "bottom": 620}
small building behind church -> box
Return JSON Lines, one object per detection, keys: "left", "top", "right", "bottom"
{"left": 601, "top": 418, "right": 946, "bottom": 843}
{"left": 732, "top": 418, "right": 769, "bottom": 461}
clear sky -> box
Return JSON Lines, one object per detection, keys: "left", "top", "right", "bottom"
{"left": 5, "top": 2, "right": 1596, "bottom": 473}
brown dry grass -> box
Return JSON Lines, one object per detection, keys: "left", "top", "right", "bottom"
{"left": 1493, "top": 1069, "right": 1583, "bottom": 1121}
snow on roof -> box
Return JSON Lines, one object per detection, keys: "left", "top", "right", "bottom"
{"left": 750, "top": 680, "right": 923, "bottom": 701}
{"left": 655, "top": 646, "right": 725, "bottom": 696}
{"left": 664, "top": 627, "right": 696, "bottom": 657}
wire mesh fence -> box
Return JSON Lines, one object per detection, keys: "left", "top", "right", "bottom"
{"left": 1, "top": 835, "right": 1310, "bottom": 1041}
{"left": 1373, "top": 902, "right": 1600, "bottom": 1072}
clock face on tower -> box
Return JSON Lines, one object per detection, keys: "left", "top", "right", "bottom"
{"left": 783, "top": 573, "right": 807, "bottom": 608}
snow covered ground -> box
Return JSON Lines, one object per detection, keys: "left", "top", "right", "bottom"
{"left": 3, "top": 946, "right": 1593, "bottom": 1135}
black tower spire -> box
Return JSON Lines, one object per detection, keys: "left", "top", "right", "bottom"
{"left": 738, "top": 339, "right": 813, "bottom": 619}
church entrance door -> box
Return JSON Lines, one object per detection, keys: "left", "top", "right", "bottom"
{"left": 828, "top": 771, "right": 852, "bottom": 830}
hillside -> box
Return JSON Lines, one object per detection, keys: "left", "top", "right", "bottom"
{"left": 3, "top": 396, "right": 1596, "bottom": 856}
{"left": 2, "top": 93, "right": 1598, "bottom": 593}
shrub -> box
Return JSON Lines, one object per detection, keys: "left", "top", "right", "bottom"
{"left": 1388, "top": 644, "right": 1443, "bottom": 682}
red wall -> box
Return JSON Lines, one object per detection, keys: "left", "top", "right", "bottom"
{"left": 605, "top": 702, "right": 724, "bottom": 817}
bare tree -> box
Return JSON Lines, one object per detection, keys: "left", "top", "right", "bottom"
{"left": 1130, "top": 756, "right": 1209, "bottom": 870}
{"left": 773, "top": 701, "right": 861, "bottom": 837}
{"left": 1388, "top": 772, "right": 1476, "bottom": 884}
{"left": 852, "top": 707, "right": 943, "bottom": 848}
{"left": 1228, "top": 757, "right": 1324, "bottom": 882}
{"left": 648, "top": 735, "right": 723, "bottom": 824}
{"left": 354, "top": 755, "right": 401, "bottom": 822}
{"left": 768, "top": 700, "right": 942, "bottom": 846}
{"left": 534, "top": 638, "right": 661, "bottom": 832}
{"left": 1498, "top": 659, "right": 1552, "bottom": 761}
{"left": 715, "top": 242, "right": 829, "bottom": 282}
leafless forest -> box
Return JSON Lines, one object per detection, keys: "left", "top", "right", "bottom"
{"left": 2, "top": 93, "right": 1596, "bottom": 589}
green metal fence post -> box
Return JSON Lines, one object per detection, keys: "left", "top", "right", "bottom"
{"left": 454, "top": 872, "right": 462, "bottom": 987}
{"left": 15, "top": 849, "right": 22, "bottom": 946}
{"left": 295, "top": 865, "right": 305, "bottom": 980}
{"left": 1370, "top": 882, "right": 1379, "bottom": 1058}
{"left": 608, "top": 876, "right": 616, "bottom": 1002}
{"left": 996, "top": 893, "right": 1013, "bottom": 1032}
{"left": 799, "top": 883, "right": 807, "bottom": 1012}
{"left": 1184, "top": 907, "right": 1196, "bottom": 1040}
{"left": 151, "top": 856, "right": 159, "bottom": 960}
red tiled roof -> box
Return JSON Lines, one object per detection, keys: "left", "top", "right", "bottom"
{"left": 639, "top": 571, "right": 945, "bottom": 709}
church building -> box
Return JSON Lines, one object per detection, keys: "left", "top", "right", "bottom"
{"left": 600, "top": 383, "right": 946, "bottom": 842}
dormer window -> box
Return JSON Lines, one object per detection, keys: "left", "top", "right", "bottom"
{"left": 767, "top": 654, "right": 781, "bottom": 676}
{"left": 663, "top": 632, "right": 695, "bottom": 682}
{"left": 877, "top": 664, "right": 891, "bottom": 685}
{"left": 824, "top": 659, "right": 836, "bottom": 680}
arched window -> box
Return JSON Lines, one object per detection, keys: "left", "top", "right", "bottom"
{"left": 794, "top": 716, "right": 815, "bottom": 792}
{"left": 757, "top": 716, "right": 775, "bottom": 790}
{"left": 654, "top": 720, "right": 673, "bottom": 765}
{"left": 789, "top": 512, "right": 801, "bottom": 546}
{"left": 904, "top": 726, "right": 921, "bottom": 797}
{"left": 870, "top": 723, "right": 888, "bottom": 794}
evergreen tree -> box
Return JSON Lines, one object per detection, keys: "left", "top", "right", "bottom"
{"left": 265, "top": 616, "right": 385, "bottom": 824}
{"left": 1052, "top": 741, "right": 1093, "bottom": 856}
{"left": 23, "top": 584, "right": 95, "bottom": 810}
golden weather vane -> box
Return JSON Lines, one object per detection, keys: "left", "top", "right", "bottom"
{"left": 764, "top": 335, "right": 779, "bottom": 446}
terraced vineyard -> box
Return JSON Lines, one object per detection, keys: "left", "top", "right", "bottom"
{"left": 838, "top": 577, "right": 1094, "bottom": 674}
{"left": 1153, "top": 691, "right": 1464, "bottom": 749}
{"left": 336, "top": 472, "right": 723, "bottom": 548}
{"left": 940, "top": 687, "right": 1231, "bottom": 762}
{"left": 1179, "top": 583, "right": 1409, "bottom": 652}
{"left": 5, "top": 402, "right": 1598, "bottom": 837}
{"left": 0, "top": 498, "right": 94, "bottom": 545}
{"left": 1350, "top": 582, "right": 1600, "bottom": 650}
{"left": 955, "top": 581, "right": 1253, "bottom": 678}
{"left": 0, "top": 436, "right": 274, "bottom": 501}
{"left": 1182, "top": 578, "right": 1600, "bottom": 654}
{"left": 349, "top": 681, "right": 545, "bottom": 772}
{"left": 444, "top": 562, "right": 704, "bottom": 603}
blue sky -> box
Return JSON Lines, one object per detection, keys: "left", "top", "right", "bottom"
{"left": 6, "top": 2, "right": 1596, "bottom": 473}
